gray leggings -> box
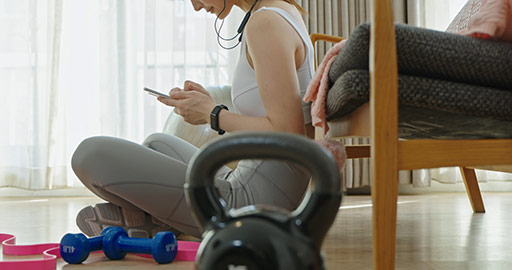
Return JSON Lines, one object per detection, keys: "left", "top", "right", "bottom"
{"left": 71, "top": 133, "right": 310, "bottom": 238}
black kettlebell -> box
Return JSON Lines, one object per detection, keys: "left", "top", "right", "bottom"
{"left": 184, "top": 132, "right": 342, "bottom": 270}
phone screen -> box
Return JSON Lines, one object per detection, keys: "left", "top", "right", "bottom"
{"left": 144, "top": 87, "right": 170, "bottom": 98}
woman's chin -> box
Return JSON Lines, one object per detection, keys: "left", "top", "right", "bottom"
{"left": 213, "top": 6, "right": 232, "bottom": 20}
{"left": 215, "top": 13, "right": 229, "bottom": 20}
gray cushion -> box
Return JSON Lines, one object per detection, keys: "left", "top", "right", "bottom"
{"left": 328, "top": 23, "right": 512, "bottom": 90}
{"left": 326, "top": 70, "right": 512, "bottom": 139}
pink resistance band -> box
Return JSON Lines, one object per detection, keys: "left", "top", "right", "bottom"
{"left": 0, "top": 233, "right": 199, "bottom": 270}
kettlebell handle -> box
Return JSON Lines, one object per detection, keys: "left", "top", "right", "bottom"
{"left": 184, "top": 132, "right": 342, "bottom": 248}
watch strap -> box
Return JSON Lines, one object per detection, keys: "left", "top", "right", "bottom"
{"left": 210, "top": 105, "right": 228, "bottom": 135}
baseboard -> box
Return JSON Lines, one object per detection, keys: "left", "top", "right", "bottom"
{"left": 399, "top": 180, "right": 512, "bottom": 194}
{"left": 346, "top": 186, "right": 371, "bottom": 195}
{"left": 2, "top": 181, "right": 511, "bottom": 198}
{"left": 0, "top": 187, "right": 96, "bottom": 197}
{"left": 344, "top": 181, "right": 512, "bottom": 196}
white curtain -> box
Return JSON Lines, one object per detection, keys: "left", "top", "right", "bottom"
{"left": 0, "top": 0, "right": 242, "bottom": 190}
{"left": 298, "top": 0, "right": 406, "bottom": 65}
{"left": 299, "top": 0, "right": 411, "bottom": 189}
{"left": 0, "top": 0, "right": 65, "bottom": 189}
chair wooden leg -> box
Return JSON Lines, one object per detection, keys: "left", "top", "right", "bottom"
{"left": 370, "top": 0, "right": 399, "bottom": 267}
{"left": 371, "top": 168, "right": 398, "bottom": 269}
{"left": 459, "top": 167, "right": 485, "bottom": 213}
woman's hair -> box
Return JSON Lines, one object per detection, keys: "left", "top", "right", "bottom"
{"left": 282, "top": 0, "right": 307, "bottom": 14}
{"left": 242, "top": 0, "right": 307, "bottom": 15}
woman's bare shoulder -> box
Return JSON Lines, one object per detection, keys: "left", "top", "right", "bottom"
{"left": 245, "top": 7, "right": 302, "bottom": 47}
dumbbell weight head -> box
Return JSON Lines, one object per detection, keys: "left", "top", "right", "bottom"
{"left": 102, "top": 227, "right": 178, "bottom": 264}
{"left": 60, "top": 226, "right": 117, "bottom": 264}
{"left": 60, "top": 233, "right": 90, "bottom": 264}
{"left": 101, "top": 227, "right": 129, "bottom": 260}
{"left": 185, "top": 132, "right": 343, "bottom": 270}
{"left": 150, "top": 232, "right": 178, "bottom": 264}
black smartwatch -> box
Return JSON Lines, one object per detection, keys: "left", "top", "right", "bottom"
{"left": 210, "top": 104, "right": 228, "bottom": 135}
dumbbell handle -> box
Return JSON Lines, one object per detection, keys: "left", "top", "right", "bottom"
{"left": 117, "top": 236, "right": 153, "bottom": 254}
{"left": 102, "top": 229, "right": 177, "bottom": 264}
{"left": 87, "top": 236, "right": 103, "bottom": 250}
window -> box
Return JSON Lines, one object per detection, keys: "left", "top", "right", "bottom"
{"left": 0, "top": 0, "right": 243, "bottom": 189}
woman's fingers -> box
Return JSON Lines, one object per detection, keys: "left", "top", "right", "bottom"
{"left": 157, "top": 96, "right": 176, "bottom": 106}
{"left": 158, "top": 88, "right": 213, "bottom": 125}
{"left": 169, "top": 82, "right": 209, "bottom": 97}
{"left": 159, "top": 90, "right": 207, "bottom": 106}
{"left": 169, "top": 90, "right": 191, "bottom": 100}
{"left": 158, "top": 91, "right": 197, "bottom": 107}
{"left": 184, "top": 80, "right": 200, "bottom": 90}
{"left": 169, "top": 87, "right": 181, "bottom": 95}
{"left": 184, "top": 80, "right": 209, "bottom": 95}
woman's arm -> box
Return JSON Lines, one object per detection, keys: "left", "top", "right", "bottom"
{"left": 219, "top": 10, "right": 306, "bottom": 135}
{"left": 159, "top": 10, "right": 306, "bottom": 135}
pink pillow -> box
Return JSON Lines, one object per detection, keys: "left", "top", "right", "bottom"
{"left": 447, "top": 0, "right": 483, "bottom": 33}
{"left": 459, "top": 0, "right": 512, "bottom": 41}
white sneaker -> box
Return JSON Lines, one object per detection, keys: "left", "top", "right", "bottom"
{"left": 76, "top": 202, "right": 181, "bottom": 238}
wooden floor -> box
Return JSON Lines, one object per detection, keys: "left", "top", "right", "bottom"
{"left": 1, "top": 192, "right": 511, "bottom": 269}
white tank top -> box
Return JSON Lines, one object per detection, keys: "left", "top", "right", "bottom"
{"left": 231, "top": 7, "right": 314, "bottom": 124}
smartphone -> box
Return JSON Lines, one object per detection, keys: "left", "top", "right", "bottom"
{"left": 144, "top": 87, "right": 170, "bottom": 98}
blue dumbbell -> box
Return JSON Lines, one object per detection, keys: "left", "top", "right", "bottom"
{"left": 60, "top": 227, "right": 116, "bottom": 264}
{"left": 102, "top": 227, "right": 177, "bottom": 264}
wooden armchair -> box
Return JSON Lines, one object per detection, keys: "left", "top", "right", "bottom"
{"left": 311, "top": 0, "right": 512, "bottom": 268}
{"left": 311, "top": 35, "right": 487, "bottom": 213}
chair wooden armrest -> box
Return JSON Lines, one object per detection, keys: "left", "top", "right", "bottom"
{"left": 309, "top": 33, "right": 344, "bottom": 68}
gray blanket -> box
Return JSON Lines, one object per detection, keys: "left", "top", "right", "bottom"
{"left": 325, "top": 23, "right": 512, "bottom": 139}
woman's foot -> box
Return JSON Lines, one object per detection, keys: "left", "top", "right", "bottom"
{"left": 76, "top": 202, "right": 181, "bottom": 238}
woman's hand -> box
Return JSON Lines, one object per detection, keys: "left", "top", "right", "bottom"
{"left": 157, "top": 80, "right": 216, "bottom": 125}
